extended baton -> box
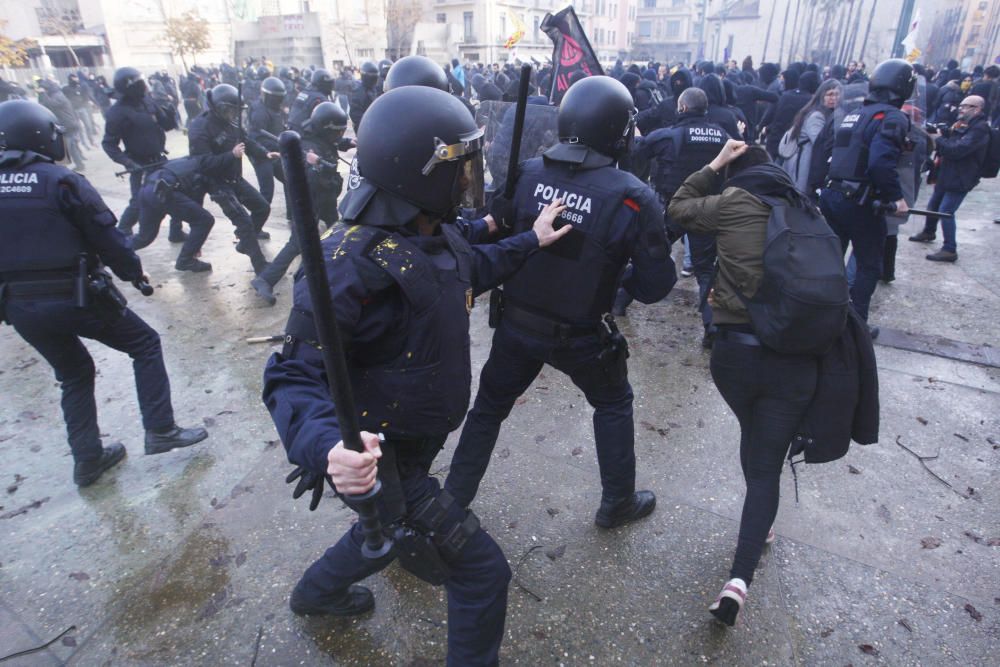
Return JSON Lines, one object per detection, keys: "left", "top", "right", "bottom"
{"left": 279, "top": 130, "right": 392, "bottom": 561}
{"left": 114, "top": 161, "right": 167, "bottom": 178}
{"left": 873, "top": 200, "right": 954, "bottom": 218}
{"left": 503, "top": 64, "right": 533, "bottom": 200}
{"left": 259, "top": 129, "right": 353, "bottom": 168}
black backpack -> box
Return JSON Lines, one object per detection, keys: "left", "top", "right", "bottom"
{"left": 736, "top": 195, "right": 849, "bottom": 355}
{"left": 979, "top": 125, "right": 1000, "bottom": 178}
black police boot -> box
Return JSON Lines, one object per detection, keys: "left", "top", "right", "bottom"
{"left": 256, "top": 229, "right": 271, "bottom": 240}
{"left": 73, "top": 443, "right": 127, "bottom": 487}
{"left": 235, "top": 240, "right": 268, "bottom": 274}
{"left": 175, "top": 257, "right": 212, "bottom": 272}
{"left": 289, "top": 581, "right": 374, "bottom": 617}
{"left": 144, "top": 424, "right": 209, "bottom": 455}
{"left": 908, "top": 230, "right": 935, "bottom": 243}
{"left": 251, "top": 276, "right": 277, "bottom": 306}
{"left": 594, "top": 490, "right": 657, "bottom": 529}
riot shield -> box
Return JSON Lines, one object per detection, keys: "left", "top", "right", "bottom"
{"left": 477, "top": 100, "right": 560, "bottom": 190}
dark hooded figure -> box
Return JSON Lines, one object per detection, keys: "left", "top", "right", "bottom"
{"left": 697, "top": 73, "right": 741, "bottom": 138}
{"left": 722, "top": 78, "right": 750, "bottom": 140}
{"left": 760, "top": 69, "right": 812, "bottom": 157}
{"left": 830, "top": 64, "right": 848, "bottom": 82}
{"left": 636, "top": 69, "right": 663, "bottom": 111}
{"left": 798, "top": 71, "right": 820, "bottom": 95}
{"left": 636, "top": 67, "right": 694, "bottom": 134}
{"left": 733, "top": 73, "right": 778, "bottom": 143}
{"left": 619, "top": 72, "right": 641, "bottom": 103}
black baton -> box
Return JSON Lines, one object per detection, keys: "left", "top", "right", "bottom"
{"left": 504, "top": 64, "right": 533, "bottom": 200}
{"left": 279, "top": 130, "right": 392, "bottom": 560}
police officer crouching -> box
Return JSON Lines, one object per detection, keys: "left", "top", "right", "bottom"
{"left": 0, "top": 101, "right": 208, "bottom": 486}
{"left": 261, "top": 85, "right": 570, "bottom": 665}
{"left": 444, "top": 76, "right": 677, "bottom": 527}
{"left": 821, "top": 59, "right": 914, "bottom": 336}
{"left": 251, "top": 101, "right": 354, "bottom": 305}
{"left": 134, "top": 155, "right": 216, "bottom": 272}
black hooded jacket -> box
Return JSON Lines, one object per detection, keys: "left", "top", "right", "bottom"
{"left": 698, "top": 74, "right": 741, "bottom": 139}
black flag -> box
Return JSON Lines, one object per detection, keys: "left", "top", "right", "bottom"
{"left": 541, "top": 6, "right": 604, "bottom": 105}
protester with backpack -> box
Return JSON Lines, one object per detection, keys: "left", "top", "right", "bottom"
{"left": 778, "top": 79, "right": 841, "bottom": 193}
{"left": 908, "top": 95, "right": 992, "bottom": 262}
{"left": 668, "top": 139, "right": 849, "bottom": 627}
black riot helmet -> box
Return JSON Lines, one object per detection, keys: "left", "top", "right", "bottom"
{"left": 867, "top": 58, "right": 916, "bottom": 108}
{"left": 349, "top": 86, "right": 485, "bottom": 220}
{"left": 0, "top": 100, "right": 67, "bottom": 162}
{"left": 113, "top": 66, "right": 147, "bottom": 99}
{"left": 260, "top": 76, "right": 287, "bottom": 111}
{"left": 257, "top": 66, "right": 270, "bottom": 80}
{"left": 557, "top": 75, "right": 636, "bottom": 160}
{"left": 360, "top": 61, "right": 379, "bottom": 88}
{"left": 207, "top": 83, "right": 242, "bottom": 125}
{"left": 378, "top": 59, "right": 393, "bottom": 78}
{"left": 310, "top": 68, "right": 335, "bottom": 95}
{"left": 278, "top": 66, "right": 290, "bottom": 80}
{"left": 306, "top": 101, "right": 348, "bottom": 142}
{"left": 384, "top": 55, "right": 448, "bottom": 92}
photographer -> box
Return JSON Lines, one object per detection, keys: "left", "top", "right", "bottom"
{"left": 908, "top": 95, "right": 990, "bottom": 262}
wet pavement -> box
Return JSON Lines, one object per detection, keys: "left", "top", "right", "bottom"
{"left": 1, "top": 131, "right": 998, "bottom": 665}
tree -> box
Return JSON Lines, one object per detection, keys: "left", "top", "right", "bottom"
{"left": 0, "top": 20, "right": 35, "bottom": 68}
{"left": 36, "top": 0, "right": 84, "bottom": 66}
{"left": 164, "top": 10, "right": 211, "bottom": 73}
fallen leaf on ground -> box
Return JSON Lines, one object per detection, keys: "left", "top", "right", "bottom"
{"left": 898, "top": 618, "right": 913, "bottom": 632}
{"left": 920, "top": 537, "right": 942, "bottom": 549}
{"left": 848, "top": 465, "right": 861, "bottom": 474}
{"left": 68, "top": 572, "right": 90, "bottom": 581}
{"left": 964, "top": 603, "right": 982, "bottom": 621}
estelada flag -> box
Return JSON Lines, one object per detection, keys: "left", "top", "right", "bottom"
{"left": 504, "top": 9, "right": 526, "bottom": 49}
{"left": 541, "top": 6, "right": 604, "bottom": 104}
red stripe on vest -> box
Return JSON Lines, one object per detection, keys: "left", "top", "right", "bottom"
{"left": 623, "top": 198, "right": 640, "bottom": 211}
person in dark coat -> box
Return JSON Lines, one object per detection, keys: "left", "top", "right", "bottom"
{"left": 698, "top": 74, "right": 741, "bottom": 139}
{"left": 760, "top": 69, "right": 813, "bottom": 158}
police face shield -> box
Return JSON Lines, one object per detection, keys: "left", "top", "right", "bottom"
{"left": 422, "top": 129, "right": 486, "bottom": 210}
{"left": 215, "top": 102, "right": 241, "bottom": 125}
{"left": 126, "top": 77, "right": 147, "bottom": 99}
{"left": 50, "top": 122, "right": 67, "bottom": 162}
{"left": 263, "top": 91, "right": 284, "bottom": 112}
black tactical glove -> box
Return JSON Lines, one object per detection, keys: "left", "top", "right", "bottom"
{"left": 123, "top": 158, "right": 141, "bottom": 173}
{"left": 489, "top": 193, "right": 516, "bottom": 233}
{"left": 285, "top": 466, "right": 337, "bottom": 511}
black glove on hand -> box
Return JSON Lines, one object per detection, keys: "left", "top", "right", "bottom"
{"left": 285, "top": 466, "right": 336, "bottom": 511}
{"left": 123, "top": 158, "right": 141, "bottom": 173}
{"left": 490, "top": 194, "right": 516, "bottom": 233}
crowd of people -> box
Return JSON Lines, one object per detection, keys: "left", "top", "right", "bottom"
{"left": 0, "top": 46, "right": 995, "bottom": 665}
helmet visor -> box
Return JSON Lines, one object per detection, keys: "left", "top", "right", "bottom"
{"left": 457, "top": 152, "right": 485, "bottom": 210}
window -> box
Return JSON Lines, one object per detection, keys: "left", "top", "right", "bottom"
{"left": 534, "top": 16, "right": 540, "bottom": 41}
{"left": 673, "top": 0, "right": 684, "bottom": 6}
{"left": 643, "top": 0, "right": 656, "bottom": 7}
{"left": 437, "top": 13, "right": 446, "bottom": 23}
{"left": 463, "top": 11, "right": 474, "bottom": 41}
{"left": 638, "top": 20, "right": 651, "bottom": 37}
{"left": 666, "top": 19, "right": 680, "bottom": 37}
{"left": 356, "top": 48, "right": 374, "bottom": 58}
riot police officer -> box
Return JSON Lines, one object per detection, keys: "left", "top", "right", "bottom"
{"left": 248, "top": 76, "right": 288, "bottom": 205}
{"left": 625, "top": 87, "right": 730, "bottom": 344}
{"left": 444, "top": 76, "right": 677, "bottom": 527}
{"left": 287, "top": 68, "right": 335, "bottom": 133}
{"left": 821, "top": 59, "right": 913, "bottom": 332}
{"left": 102, "top": 67, "right": 183, "bottom": 240}
{"left": 261, "top": 85, "right": 570, "bottom": 665}
{"left": 0, "top": 100, "right": 207, "bottom": 486}
{"left": 349, "top": 61, "right": 380, "bottom": 133}
{"left": 251, "top": 101, "right": 354, "bottom": 305}
{"left": 134, "top": 155, "right": 215, "bottom": 272}
{"left": 188, "top": 83, "right": 277, "bottom": 274}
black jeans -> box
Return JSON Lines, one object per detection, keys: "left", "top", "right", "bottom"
{"left": 6, "top": 299, "right": 175, "bottom": 463}
{"left": 709, "top": 330, "right": 817, "bottom": 584}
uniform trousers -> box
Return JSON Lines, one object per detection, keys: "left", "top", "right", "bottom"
{"left": 446, "top": 321, "right": 636, "bottom": 508}
{"left": 820, "top": 190, "right": 887, "bottom": 321}
{"left": 296, "top": 436, "right": 510, "bottom": 667}
{"left": 6, "top": 299, "right": 174, "bottom": 462}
